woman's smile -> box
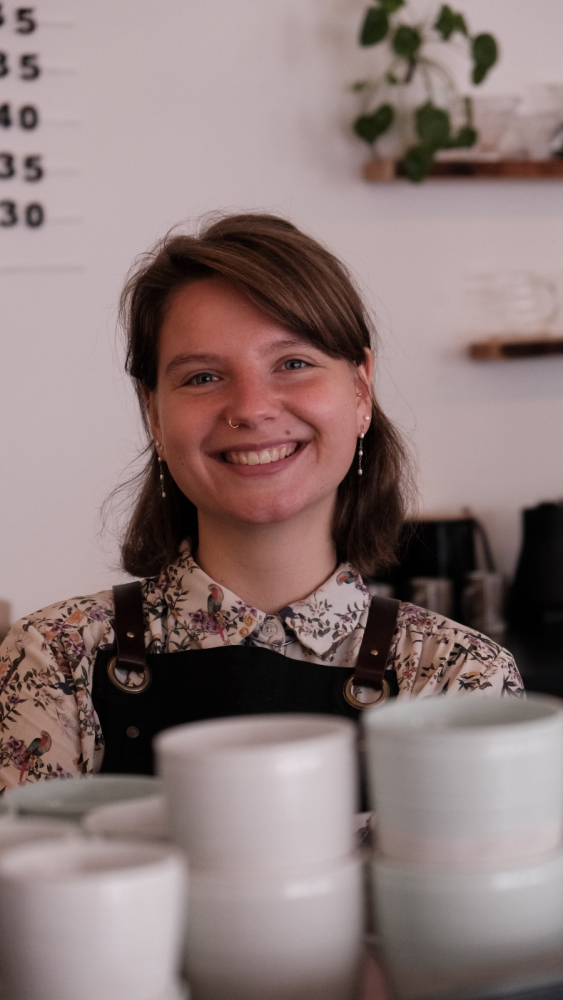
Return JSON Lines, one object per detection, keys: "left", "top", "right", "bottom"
{"left": 218, "top": 441, "right": 306, "bottom": 477}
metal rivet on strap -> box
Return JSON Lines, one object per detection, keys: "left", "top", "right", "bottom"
{"left": 126, "top": 631, "right": 135, "bottom": 639}
{"left": 126, "top": 726, "right": 140, "bottom": 739}
{"left": 370, "top": 649, "right": 379, "bottom": 656}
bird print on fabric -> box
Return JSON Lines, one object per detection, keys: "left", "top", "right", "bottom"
{"left": 207, "top": 584, "right": 227, "bottom": 642}
{"left": 19, "top": 730, "right": 52, "bottom": 784}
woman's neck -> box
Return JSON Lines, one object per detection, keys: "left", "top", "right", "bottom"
{"left": 195, "top": 509, "right": 338, "bottom": 614}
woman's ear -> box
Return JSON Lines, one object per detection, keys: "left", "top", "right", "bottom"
{"left": 355, "top": 348, "right": 374, "bottom": 400}
{"left": 360, "top": 347, "right": 374, "bottom": 389}
{"left": 142, "top": 388, "right": 163, "bottom": 454}
{"left": 355, "top": 349, "right": 374, "bottom": 436}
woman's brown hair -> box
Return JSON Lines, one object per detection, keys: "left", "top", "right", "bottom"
{"left": 119, "top": 212, "right": 413, "bottom": 578}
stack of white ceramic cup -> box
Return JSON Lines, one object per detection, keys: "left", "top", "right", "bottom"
{"left": 155, "top": 713, "right": 365, "bottom": 1000}
{"left": 0, "top": 830, "right": 188, "bottom": 1000}
{"left": 363, "top": 694, "right": 563, "bottom": 1000}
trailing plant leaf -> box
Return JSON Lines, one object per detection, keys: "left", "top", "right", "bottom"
{"left": 415, "top": 101, "right": 450, "bottom": 148}
{"left": 392, "top": 24, "right": 422, "bottom": 58}
{"left": 447, "top": 125, "right": 477, "bottom": 148}
{"left": 353, "top": 1, "right": 499, "bottom": 182}
{"left": 434, "top": 5, "right": 468, "bottom": 41}
{"left": 378, "top": 0, "right": 405, "bottom": 12}
{"left": 471, "top": 33, "right": 498, "bottom": 84}
{"left": 360, "top": 6, "right": 389, "bottom": 46}
{"left": 400, "top": 144, "right": 434, "bottom": 182}
{"left": 352, "top": 80, "right": 369, "bottom": 92}
{"left": 353, "top": 103, "right": 395, "bottom": 144}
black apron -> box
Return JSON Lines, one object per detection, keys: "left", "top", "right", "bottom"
{"left": 91, "top": 583, "right": 400, "bottom": 776}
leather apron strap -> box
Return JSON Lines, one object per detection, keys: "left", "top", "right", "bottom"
{"left": 343, "top": 594, "right": 401, "bottom": 710}
{"left": 112, "top": 582, "right": 146, "bottom": 669}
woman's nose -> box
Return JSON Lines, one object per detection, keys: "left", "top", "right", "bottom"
{"left": 227, "top": 373, "right": 281, "bottom": 428}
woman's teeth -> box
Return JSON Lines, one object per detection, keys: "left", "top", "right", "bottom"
{"left": 225, "top": 443, "right": 298, "bottom": 466}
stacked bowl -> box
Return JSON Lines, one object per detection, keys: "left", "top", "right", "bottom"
{"left": 363, "top": 695, "right": 563, "bottom": 1000}
{"left": 155, "top": 713, "right": 365, "bottom": 1000}
{"left": 0, "top": 813, "right": 187, "bottom": 1000}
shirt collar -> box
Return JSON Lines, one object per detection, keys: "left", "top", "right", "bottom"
{"left": 159, "top": 540, "right": 370, "bottom": 658}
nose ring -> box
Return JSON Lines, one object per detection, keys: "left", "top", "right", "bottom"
{"left": 228, "top": 418, "right": 240, "bottom": 429}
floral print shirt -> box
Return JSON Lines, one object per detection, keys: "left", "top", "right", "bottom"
{"left": 0, "top": 540, "right": 523, "bottom": 792}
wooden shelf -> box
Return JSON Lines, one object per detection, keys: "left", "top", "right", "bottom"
{"left": 468, "top": 336, "right": 563, "bottom": 360}
{"left": 364, "top": 159, "right": 563, "bottom": 182}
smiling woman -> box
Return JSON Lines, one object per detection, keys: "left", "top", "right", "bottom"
{"left": 0, "top": 213, "right": 523, "bottom": 792}
{"left": 120, "top": 213, "right": 408, "bottom": 586}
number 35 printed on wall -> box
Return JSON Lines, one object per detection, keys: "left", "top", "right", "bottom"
{"left": 0, "top": 4, "right": 45, "bottom": 228}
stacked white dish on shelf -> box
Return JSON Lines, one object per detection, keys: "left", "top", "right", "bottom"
{"left": 155, "top": 713, "right": 365, "bottom": 1000}
{"left": 0, "top": 777, "right": 188, "bottom": 1000}
{"left": 363, "top": 694, "right": 563, "bottom": 1000}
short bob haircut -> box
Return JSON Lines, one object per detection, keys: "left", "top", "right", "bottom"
{"left": 119, "top": 212, "right": 413, "bottom": 578}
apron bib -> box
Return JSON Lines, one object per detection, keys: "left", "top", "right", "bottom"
{"left": 91, "top": 583, "right": 400, "bottom": 776}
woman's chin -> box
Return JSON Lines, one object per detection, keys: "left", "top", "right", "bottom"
{"left": 202, "top": 492, "right": 330, "bottom": 529}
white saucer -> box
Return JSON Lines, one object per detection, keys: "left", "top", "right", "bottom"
{"left": 5, "top": 774, "right": 163, "bottom": 820}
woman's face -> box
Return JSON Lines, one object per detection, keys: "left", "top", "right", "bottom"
{"left": 145, "top": 277, "right": 372, "bottom": 530}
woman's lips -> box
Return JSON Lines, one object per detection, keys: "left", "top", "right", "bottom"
{"left": 216, "top": 441, "right": 306, "bottom": 476}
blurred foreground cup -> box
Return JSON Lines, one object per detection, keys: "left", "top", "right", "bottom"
{"left": 371, "top": 849, "right": 563, "bottom": 1000}
{"left": 0, "top": 815, "right": 77, "bottom": 852}
{"left": 363, "top": 694, "right": 563, "bottom": 866}
{"left": 186, "top": 854, "right": 364, "bottom": 1000}
{"left": 0, "top": 839, "right": 187, "bottom": 1000}
{"left": 154, "top": 714, "right": 357, "bottom": 871}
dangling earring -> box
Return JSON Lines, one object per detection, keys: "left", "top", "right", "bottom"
{"left": 357, "top": 415, "right": 370, "bottom": 478}
{"left": 155, "top": 442, "right": 167, "bottom": 499}
{"left": 357, "top": 433, "right": 364, "bottom": 477}
{"left": 158, "top": 456, "right": 167, "bottom": 499}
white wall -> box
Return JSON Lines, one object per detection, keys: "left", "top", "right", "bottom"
{"left": 2, "top": 0, "right": 563, "bottom": 622}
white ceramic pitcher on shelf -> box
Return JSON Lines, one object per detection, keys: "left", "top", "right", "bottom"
{"left": 466, "top": 270, "right": 560, "bottom": 337}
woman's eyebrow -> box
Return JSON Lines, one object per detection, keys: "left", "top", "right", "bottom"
{"left": 164, "top": 353, "right": 220, "bottom": 376}
{"left": 271, "top": 337, "right": 314, "bottom": 351}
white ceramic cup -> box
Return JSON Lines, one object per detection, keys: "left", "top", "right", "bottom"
{"left": 363, "top": 694, "right": 563, "bottom": 866}
{"left": 186, "top": 852, "right": 364, "bottom": 1000}
{"left": 155, "top": 714, "right": 357, "bottom": 870}
{"left": 0, "top": 839, "right": 188, "bottom": 1000}
{"left": 82, "top": 794, "right": 169, "bottom": 841}
{"left": 371, "top": 849, "right": 563, "bottom": 1000}
{"left": 0, "top": 815, "right": 78, "bottom": 852}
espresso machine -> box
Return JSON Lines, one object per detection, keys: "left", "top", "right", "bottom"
{"left": 377, "top": 515, "right": 500, "bottom": 629}
{"left": 509, "top": 502, "right": 563, "bottom": 627}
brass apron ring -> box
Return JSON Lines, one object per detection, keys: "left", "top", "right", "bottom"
{"left": 343, "top": 675, "right": 390, "bottom": 711}
{"left": 107, "top": 655, "right": 152, "bottom": 694}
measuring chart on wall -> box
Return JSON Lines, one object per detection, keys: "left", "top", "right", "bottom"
{"left": 0, "top": 0, "right": 81, "bottom": 272}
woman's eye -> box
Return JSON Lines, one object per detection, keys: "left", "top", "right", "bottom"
{"left": 187, "top": 372, "right": 218, "bottom": 386}
{"left": 283, "top": 359, "right": 309, "bottom": 371}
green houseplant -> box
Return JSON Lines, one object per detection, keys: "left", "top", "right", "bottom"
{"left": 353, "top": 1, "right": 499, "bottom": 181}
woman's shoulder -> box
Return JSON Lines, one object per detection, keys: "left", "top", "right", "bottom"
{"left": 12, "top": 588, "right": 115, "bottom": 635}
{"left": 0, "top": 588, "right": 117, "bottom": 672}
{"left": 393, "top": 601, "right": 524, "bottom": 697}
{"left": 397, "top": 601, "right": 506, "bottom": 655}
